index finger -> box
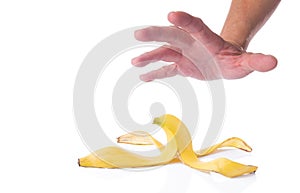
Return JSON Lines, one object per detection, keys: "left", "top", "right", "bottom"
{"left": 134, "top": 26, "right": 195, "bottom": 50}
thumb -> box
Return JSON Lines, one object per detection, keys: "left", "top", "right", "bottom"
{"left": 242, "top": 53, "right": 278, "bottom": 72}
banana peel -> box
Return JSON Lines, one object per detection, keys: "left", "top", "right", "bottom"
{"left": 117, "top": 131, "right": 252, "bottom": 165}
{"left": 79, "top": 128, "right": 177, "bottom": 168}
{"left": 78, "top": 114, "right": 257, "bottom": 178}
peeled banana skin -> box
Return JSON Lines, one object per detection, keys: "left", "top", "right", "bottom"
{"left": 79, "top": 114, "right": 257, "bottom": 178}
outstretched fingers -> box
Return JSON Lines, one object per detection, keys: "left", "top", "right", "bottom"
{"left": 134, "top": 26, "right": 194, "bottom": 49}
{"left": 132, "top": 46, "right": 182, "bottom": 67}
{"left": 140, "top": 64, "right": 178, "bottom": 82}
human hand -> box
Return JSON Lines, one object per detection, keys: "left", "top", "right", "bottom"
{"left": 132, "top": 11, "right": 277, "bottom": 81}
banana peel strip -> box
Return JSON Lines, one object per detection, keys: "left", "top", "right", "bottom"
{"left": 79, "top": 129, "right": 177, "bottom": 169}
{"left": 117, "top": 131, "right": 252, "bottom": 156}
{"left": 79, "top": 114, "right": 257, "bottom": 178}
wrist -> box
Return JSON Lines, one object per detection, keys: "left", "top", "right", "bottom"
{"left": 220, "top": 30, "right": 250, "bottom": 50}
{"left": 224, "top": 40, "right": 245, "bottom": 52}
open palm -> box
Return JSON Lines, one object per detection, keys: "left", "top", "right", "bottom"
{"left": 132, "top": 11, "right": 277, "bottom": 81}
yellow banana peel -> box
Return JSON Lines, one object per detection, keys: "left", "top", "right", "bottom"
{"left": 79, "top": 128, "right": 177, "bottom": 168}
{"left": 78, "top": 114, "right": 257, "bottom": 178}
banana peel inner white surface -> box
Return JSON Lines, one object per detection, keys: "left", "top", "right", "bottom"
{"left": 79, "top": 114, "right": 257, "bottom": 178}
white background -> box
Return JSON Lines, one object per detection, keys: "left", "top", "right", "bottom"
{"left": 1, "top": 0, "right": 299, "bottom": 192}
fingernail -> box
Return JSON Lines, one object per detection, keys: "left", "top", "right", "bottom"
{"left": 131, "top": 58, "right": 145, "bottom": 67}
{"left": 140, "top": 74, "right": 152, "bottom": 82}
{"left": 131, "top": 57, "right": 138, "bottom": 64}
{"left": 134, "top": 29, "right": 148, "bottom": 41}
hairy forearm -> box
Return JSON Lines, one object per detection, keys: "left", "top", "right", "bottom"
{"left": 221, "top": 0, "right": 281, "bottom": 50}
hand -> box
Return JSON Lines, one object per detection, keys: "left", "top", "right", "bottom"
{"left": 132, "top": 11, "right": 277, "bottom": 81}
